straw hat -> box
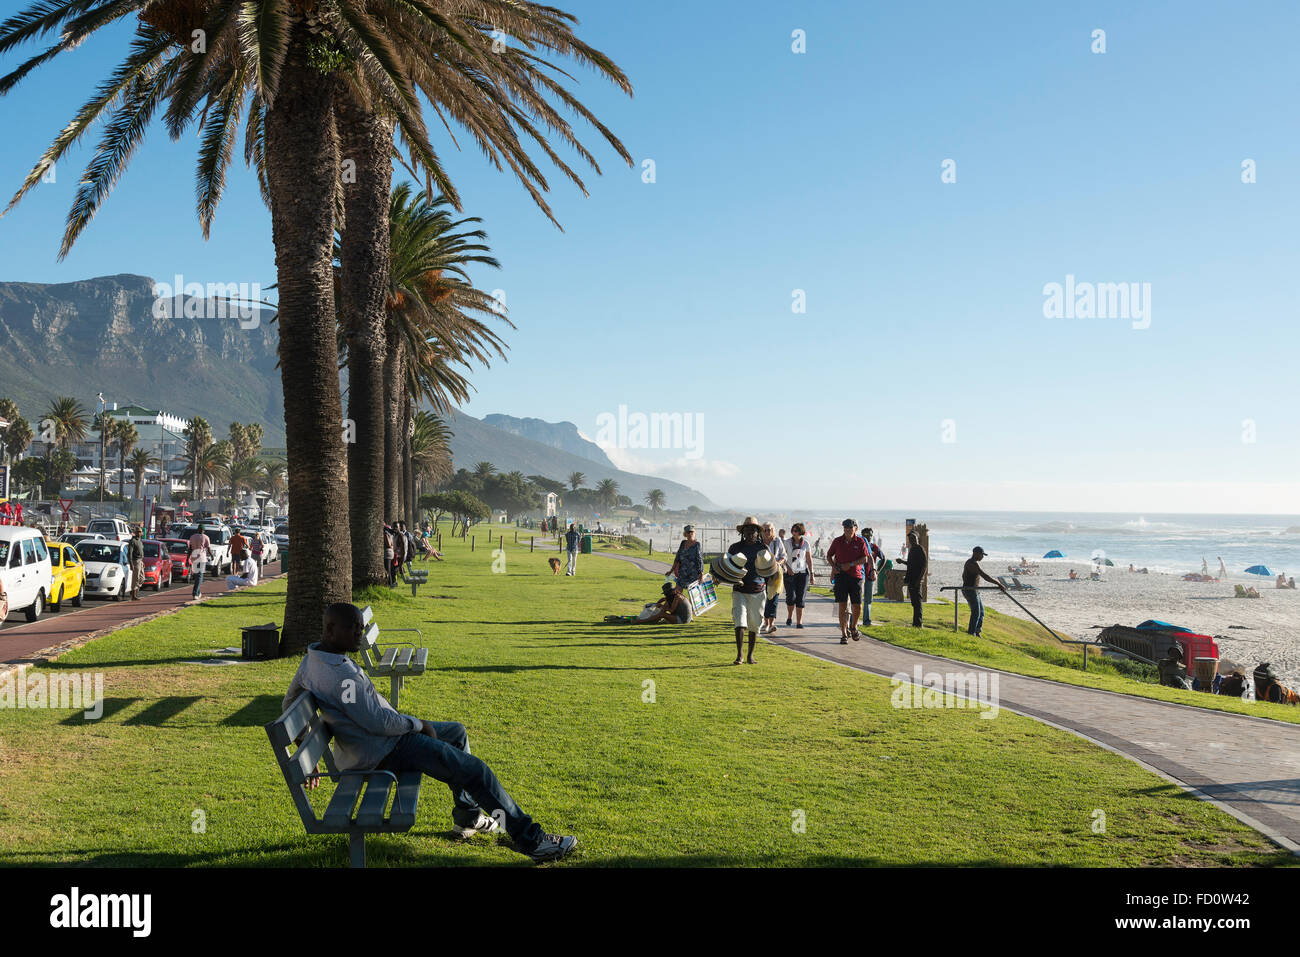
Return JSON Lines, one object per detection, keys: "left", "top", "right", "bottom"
{"left": 710, "top": 553, "right": 745, "bottom": 583}
{"left": 754, "top": 549, "right": 778, "bottom": 578}
{"left": 736, "top": 516, "right": 761, "bottom": 533}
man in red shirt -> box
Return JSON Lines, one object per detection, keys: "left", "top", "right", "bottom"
{"left": 826, "top": 518, "right": 868, "bottom": 643}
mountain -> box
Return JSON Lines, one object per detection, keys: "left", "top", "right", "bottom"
{"left": 481, "top": 413, "right": 613, "bottom": 467}
{"left": 446, "top": 409, "right": 718, "bottom": 510}
{"left": 0, "top": 274, "right": 284, "bottom": 442}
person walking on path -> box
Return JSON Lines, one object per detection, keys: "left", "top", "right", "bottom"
{"left": 668, "top": 525, "right": 704, "bottom": 590}
{"left": 897, "top": 531, "right": 928, "bottom": 627}
{"left": 759, "top": 522, "right": 787, "bottom": 635}
{"left": 859, "top": 526, "right": 885, "bottom": 626}
{"left": 826, "top": 519, "right": 869, "bottom": 643}
{"left": 126, "top": 526, "right": 145, "bottom": 601}
{"left": 783, "top": 523, "right": 814, "bottom": 628}
{"left": 187, "top": 525, "right": 211, "bottom": 600}
{"left": 229, "top": 528, "right": 248, "bottom": 566}
{"left": 961, "top": 546, "right": 1005, "bottom": 637}
{"left": 285, "top": 602, "right": 577, "bottom": 864}
{"left": 728, "top": 516, "right": 767, "bottom": 665}
{"left": 565, "top": 522, "right": 580, "bottom": 576}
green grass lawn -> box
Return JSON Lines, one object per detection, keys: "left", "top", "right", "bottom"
{"left": 0, "top": 535, "right": 1289, "bottom": 867}
{"left": 809, "top": 585, "right": 1300, "bottom": 726}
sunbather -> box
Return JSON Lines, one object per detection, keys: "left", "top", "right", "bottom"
{"left": 634, "top": 583, "right": 692, "bottom": 625}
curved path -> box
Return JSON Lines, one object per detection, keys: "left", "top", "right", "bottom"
{"left": 591, "top": 548, "right": 1300, "bottom": 852}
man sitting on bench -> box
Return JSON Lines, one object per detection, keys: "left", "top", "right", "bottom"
{"left": 282, "top": 602, "right": 577, "bottom": 864}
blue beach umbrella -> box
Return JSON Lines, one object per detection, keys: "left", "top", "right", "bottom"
{"left": 1043, "top": 550, "right": 1064, "bottom": 559}
{"left": 1244, "top": 565, "right": 1273, "bottom": 577}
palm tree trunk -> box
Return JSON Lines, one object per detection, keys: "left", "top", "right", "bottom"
{"left": 337, "top": 90, "right": 394, "bottom": 588}
{"left": 404, "top": 398, "right": 415, "bottom": 527}
{"left": 265, "top": 36, "right": 351, "bottom": 653}
{"left": 383, "top": 340, "right": 405, "bottom": 523}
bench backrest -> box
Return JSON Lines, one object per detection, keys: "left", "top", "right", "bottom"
{"left": 265, "top": 691, "right": 336, "bottom": 829}
{"left": 359, "top": 605, "right": 381, "bottom": 670}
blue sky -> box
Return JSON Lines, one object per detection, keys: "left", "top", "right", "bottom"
{"left": 2, "top": 0, "right": 1298, "bottom": 513}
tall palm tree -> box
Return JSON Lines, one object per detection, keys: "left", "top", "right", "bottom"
{"left": 184, "top": 441, "right": 229, "bottom": 507}
{"left": 472, "top": 461, "right": 498, "bottom": 479}
{"left": 115, "top": 420, "right": 138, "bottom": 500}
{"left": 644, "top": 488, "right": 666, "bottom": 518}
{"left": 260, "top": 459, "right": 287, "bottom": 506}
{"left": 410, "top": 412, "right": 452, "bottom": 493}
{"left": 43, "top": 396, "right": 89, "bottom": 459}
{"left": 1, "top": 0, "right": 631, "bottom": 649}
{"left": 228, "top": 457, "right": 263, "bottom": 512}
{"left": 127, "top": 447, "right": 159, "bottom": 499}
{"left": 93, "top": 411, "right": 116, "bottom": 499}
{"left": 183, "top": 416, "right": 211, "bottom": 506}
{"left": 568, "top": 472, "right": 586, "bottom": 492}
{"left": 595, "top": 478, "right": 619, "bottom": 512}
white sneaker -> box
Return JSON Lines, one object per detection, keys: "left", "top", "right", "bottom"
{"left": 452, "top": 811, "right": 501, "bottom": 839}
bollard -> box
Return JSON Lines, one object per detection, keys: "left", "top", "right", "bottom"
{"left": 649, "top": 539, "right": 652, "bottom": 555}
{"left": 530, "top": 537, "right": 534, "bottom": 552}
{"left": 488, "top": 528, "right": 492, "bottom": 542}
{"left": 514, "top": 531, "right": 518, "bottom": 544}
{"left": 471, "top": 535, "right": 475, "bottom": 552}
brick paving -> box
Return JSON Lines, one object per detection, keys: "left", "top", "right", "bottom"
{"left": 595, "top": 549, "right": 1300, "bottom": 851}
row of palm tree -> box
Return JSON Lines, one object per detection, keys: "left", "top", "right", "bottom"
{"left": 1, "top": 0, "right": 631, "bottom": 650}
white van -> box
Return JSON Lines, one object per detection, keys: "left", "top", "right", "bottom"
{"left": 0, "top": 526, "right": 54, "bottom": 621}
{"left": 85, "top": 518, "right": 132, "bottom": 542}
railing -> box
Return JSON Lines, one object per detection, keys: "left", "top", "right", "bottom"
{"left": 938, "top": 584, "right": 1103, "bottom": 670}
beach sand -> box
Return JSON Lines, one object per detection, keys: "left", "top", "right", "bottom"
{"left": 925, "top": 560, "right": 1300, "bottom": 685}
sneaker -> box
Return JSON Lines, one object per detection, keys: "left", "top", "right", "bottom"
{"left": 452, "top": 811, "right": 501, "bottom": 839}
{"left": 528, "top": 833, "right": 577, "bottom": 864}
{"left": 840, "top": 636, "right": 848, "bottom": 645}
{"left": 796, "top": 623, "right": 804, "bottom": 629}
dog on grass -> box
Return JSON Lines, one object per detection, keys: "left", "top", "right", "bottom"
{"left": 548, "top": 556, "right": 562, "bottom": 575}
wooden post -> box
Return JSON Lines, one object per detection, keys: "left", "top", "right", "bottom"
{"left": 530, "top": 537, "right": 534, "bottom": 552}
{"left": 514, "top": 531, "right": 518, "bottom": 544}
{"left": 471, "top": 535, "right": 475, "bottom": 552}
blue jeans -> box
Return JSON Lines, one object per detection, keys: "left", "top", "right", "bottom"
{"left": 566, "top": 549, "right": 577, "bottom": 575}
{"left": 377, "top": 723, "right": 543, "bottom": 849}
{"left": 190, "top": 562, "right": 205, "bottom": 598}
{"left": 861, "top": 584, "right": 874, "bottom": 624}
{"left": 962, "top": 587, "right": 984, "bottom": 635}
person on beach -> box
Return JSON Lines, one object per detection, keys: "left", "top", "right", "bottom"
{"left": 286, "top": 602, "right": 577, "bottom": 863}
{"left": 1217, "top": 556, "right": 1228, "bottom": 580}
{"left": 897, "top": 531, "right": 928, "bottom": 627}
{"left": 187, "top": 525, "right": 211, "bottom": 600}
{"left": 826, "top": 519, "right": 869, "bottom": 643}
{"left": 668, "top": 525, "right": 704, "bottom": 590}
{"left": 1201, "top": 556, "right": 1209, "bottom": 576}
{"left": 565, "top": 522, "right": 580, "bottom": 576}
{"left": 728, "top": 517, "right": 767, "bottom": 665}
{"left": 759, "top": 522, "right": 787, "bottom": 634}
{"left": 783, "top": 523, "right": 814, "bottom": 627}
{"left": 126, "top": 526, "right": 144, "bottom": 601}
{"left": 961, "top": 546, "right": 1004, "bottom": 638}
{"left": 859, "top": 526, "right": 884, "bottom": 626}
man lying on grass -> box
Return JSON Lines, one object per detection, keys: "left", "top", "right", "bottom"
{"left": 283, "top": 602, "right": 576, "bottom": 864}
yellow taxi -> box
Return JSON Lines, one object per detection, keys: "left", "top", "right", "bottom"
{"left": 45, "top": 540, "right": 86, "bottom": 611}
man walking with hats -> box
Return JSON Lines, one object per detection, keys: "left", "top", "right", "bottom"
{"left": 961, "top": 546, "right": 1004, "bottom": 637}
{"left": 727, "top": 517, "right": 767, "bottom": 665}
{"left": 826, "top": 519, "right": 869, "bottom": 643}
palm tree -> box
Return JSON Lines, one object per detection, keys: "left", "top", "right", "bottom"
{"left": 595, "top": 478, "right": 619, "bottom": 512}
{"left": 1, "top": 0, "right": 631, "bottom": 650}
{"left": 43, "top": 396, "right": 89, "bottom": 459}
{"left": 228, "top": 457, "right": 263, "bottom": 513}
{"left": 568, "top": 472, "right": 586, "bottom": 492}
{"left": 115, "top": 420, "right": 138, "bottom": 500}
{"left": 183, "top": 417, "right": 211, "bottom": 506}
{"left": 473, "top": 462, "right": 498, "bottom": 479}
{"left": 184, "top": 442, "right": 229, "bottom": 507}
{"left": 260, "top": 460, "right": 287, "bottom": 506}
{"left": 92, "top": 411, "right": 116, "bottom": 499}
{"left": 1, "top": 415, "right": 32, "bottom": 467}
{"left": 127, "top": 447, "right": 159, "bottom": 499}
{"left": 644, "top": 489, "right": 666, "bottom": 518}
{"left": 410, "top": 412, "right": 452, "bottom": 500}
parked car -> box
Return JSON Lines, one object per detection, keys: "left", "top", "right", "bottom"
{"left": 59, "top": 531, "right": 106, "bottom": 547}
{"left": 85, "top": 518, "right": 132, "bottom": 542}
{"left": 179, "top": 524, "right": 232, "bottom": 574}
{"left": 274, "top": 523, "right": 289, "bottom": 557}
{"left": 45, "top": 540, "right": 86, "bottom": 611}
{"left": 140, "top": 539, "right": 173, "bottom": 590}
{"left": 0, "top": 526, "right": 54, "bottom": 621}
{"left": 76, "top": 539, "right": 134, "bottom": 601}
{"left": 161, "top": 538, "right": 193, "bottom": 581}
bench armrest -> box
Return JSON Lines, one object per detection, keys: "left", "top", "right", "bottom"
{"left": 307, "top": 769, "right": 398, "bottom": 785}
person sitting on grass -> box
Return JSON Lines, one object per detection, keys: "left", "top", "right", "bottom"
{"left": 634, "top": 583, "right": 692, "bottom": 625}
{"left": 1157, "top": 645, "right": 1192, "bottom": 690}
{"left": 225, "top": 553, "right": 260, "bottom": 590}
{"left": 285, "top": 602, "right": 577, "bottom": 864}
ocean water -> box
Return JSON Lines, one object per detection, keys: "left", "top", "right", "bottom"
{"left": 799, "top": 511, "right": 1300, "bottom": 579}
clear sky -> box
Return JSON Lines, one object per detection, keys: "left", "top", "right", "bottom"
{"left": 2, "top": 1, "right": 1297, "bottom": 513}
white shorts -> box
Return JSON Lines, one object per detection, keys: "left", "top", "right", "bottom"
{"left": 731, "top": 590, "right": 764, "bottom": 631}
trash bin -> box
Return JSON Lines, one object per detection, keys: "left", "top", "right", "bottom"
{"left": 241, "top": 623, "right": 281, "bottom": 661}
{"left": 580, "top": 534, "right": 592, "bottom": 554}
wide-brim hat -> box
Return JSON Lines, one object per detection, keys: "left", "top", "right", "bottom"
{"left": 710, "top": 554, "right": 744, "bottom": 583}
{"left": 736, "top": 515, "right": 761, "bottom": 533}
{"left": 754, "top": 549, "right": 778, "bottom": 577}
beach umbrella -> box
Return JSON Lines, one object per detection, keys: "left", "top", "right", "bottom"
{"left": 1096, "top": 558, "right": 1115, "bottom": 566}
{"left": 1245, "top": 565, "right": 1273, "bottom": 577}
{"left": 1043, "top": 549, "right": 1064, "bottom": 558}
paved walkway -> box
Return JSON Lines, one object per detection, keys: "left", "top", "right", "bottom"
{"left": 592, "top": 549, "right": 1300, "bottom": 851}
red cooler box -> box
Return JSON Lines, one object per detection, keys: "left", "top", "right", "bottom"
{"left": 1174, "top": 632, "right": 1218, "bottom": 669}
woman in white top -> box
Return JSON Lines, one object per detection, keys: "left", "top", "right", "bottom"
{"left": 759, "top": 522, "right": 787, "bottom": 634}
{"left": 783, "top": 523, "right": 815, "bottom": 627}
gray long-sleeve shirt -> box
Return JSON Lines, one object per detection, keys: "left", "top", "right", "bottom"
{"left": 282, "top": 643, "right": 422, "bottom": 771}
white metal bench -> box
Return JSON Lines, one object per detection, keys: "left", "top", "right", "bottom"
{"left": 265, "top": 691, "right": 422, "bottom": 867}
{"left": 405, "top": 567, "right": 429, "bottom": 597}
{"left": 359, "top": 605, "right": 428, "bottom": 708}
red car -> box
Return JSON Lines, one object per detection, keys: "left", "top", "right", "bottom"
{"left": 162, "top": 538, "right": 192, "bottom": 581}
{"left": 140, "top": 539, "right": 174, "bottom": 590}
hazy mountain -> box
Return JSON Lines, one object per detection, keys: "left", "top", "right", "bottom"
{"left": 481, "top": 413, "right": 613, "bottom": 467}
{"left": 0, "top": 273, "right": 284, "bottom": 442}
{"left": 447, "top": 409, "right": 718, "bottom": 510}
